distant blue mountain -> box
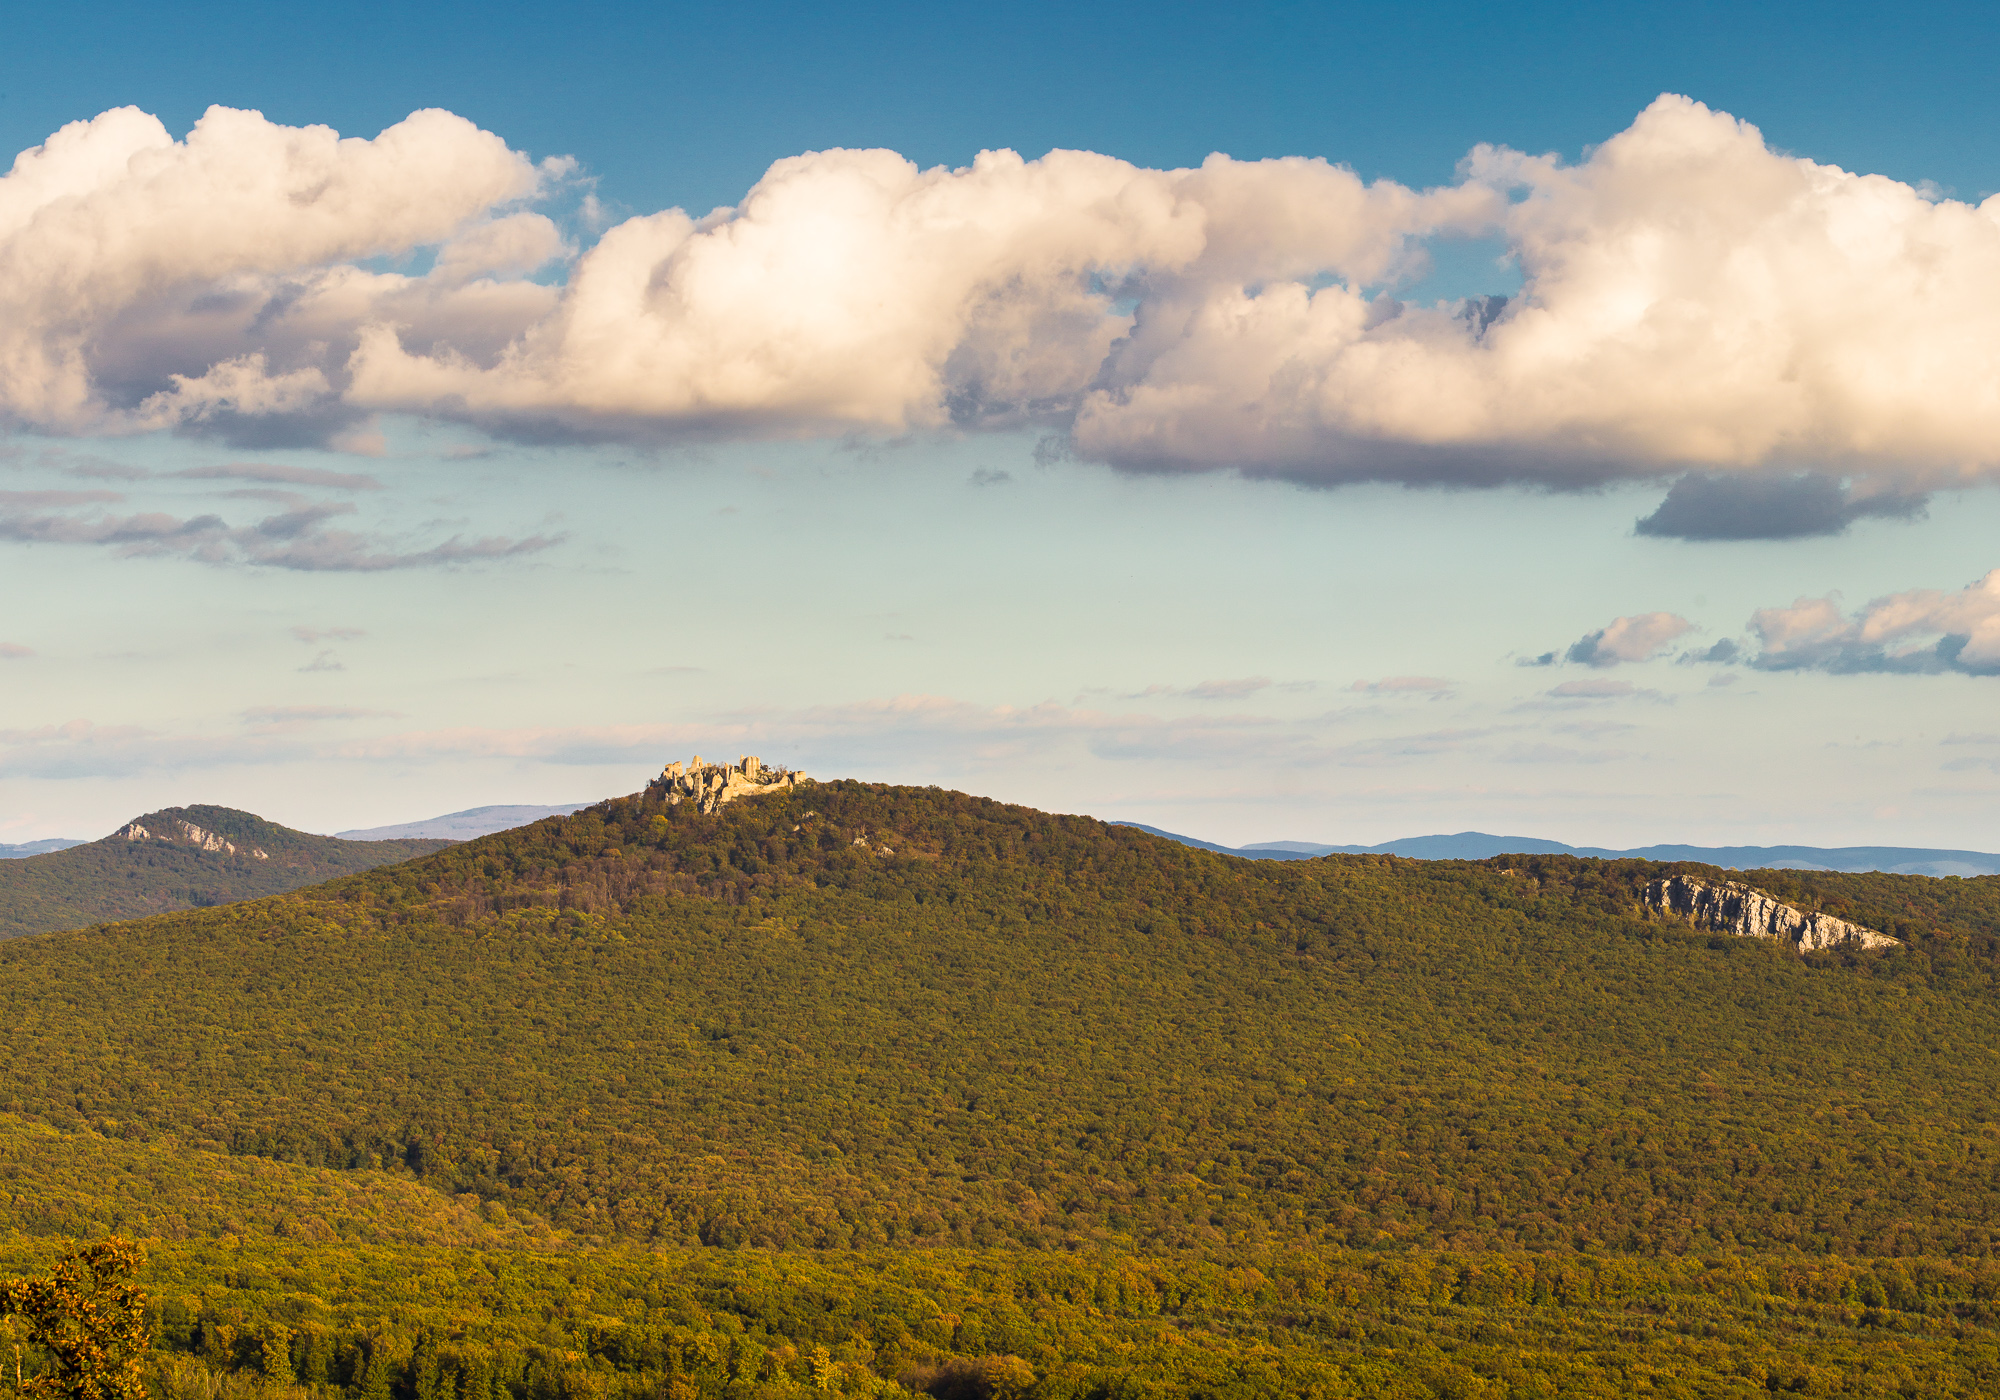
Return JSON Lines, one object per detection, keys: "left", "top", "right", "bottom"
{"left": 0, "top": 838, "right": 85, "bottom": 860}
{"left": 1115, "top": 824, "right": 2000, "bottom": 878}
{"left": 334, "top": 803, "right": 591, "bottom": 842}
{"left": 1116, "top": 824, "right": 1260, "bottom": 857}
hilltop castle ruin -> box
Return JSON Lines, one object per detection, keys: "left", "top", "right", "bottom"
{"left": 647, "top": 755, "right": 808, "bottom": 814}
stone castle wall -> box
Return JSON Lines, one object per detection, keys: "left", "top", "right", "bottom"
{"left": 647, "top": 755, "right": 808, "bottom": 815}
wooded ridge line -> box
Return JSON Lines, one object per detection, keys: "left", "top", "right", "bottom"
{"left": 3, "top": 775, "right": 1999, "bottom": 1396}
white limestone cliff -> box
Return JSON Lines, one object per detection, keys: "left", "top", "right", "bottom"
{"left": 116, "top": 818, "right": 269, "bottom": 859}
{"left": 1644, "top": 874, "right": 1899, "bottom": 952}
{"left": 647, "top": 755, "right": 808, "bottom": 815}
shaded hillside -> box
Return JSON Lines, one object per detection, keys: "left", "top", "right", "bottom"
{"left": 2, "top": 781, "right": 1998, "bottom": 1261}
{"left": 0, "top": 804, "right": 451, "bottom": 938}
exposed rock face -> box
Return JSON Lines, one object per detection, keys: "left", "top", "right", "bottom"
{"left": 647, "top": 755, "right": 808, "bottom": 815}
{"left": 1644, "top": 874, "right": 1899, "bottom": 951}
{"left": 117, "top": 818, "right": 269, "bottom": 860}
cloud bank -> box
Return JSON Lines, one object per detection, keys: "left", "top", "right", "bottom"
{"left": 1566, "top": 612, "right": 1694, "bottom": 667}
{"left": 1349, "top": 676, "right": 1455, "bottom": 696}
{"left": 1749, "top": 569, "right": 2000, "bottom": 675}
{"left": 0, "top": 492, "right": 560, "bottom": 570}
{"left": 0, "top": 690, "right": 1620, "bottom": 785}
{"left": 1634, "top": 472, "right": 1931, "bottom": 541}
{"left": 174, "top": 462, "right": 384, "bottom": 490}
{"left": 8, "top": 96, "right": 2000, "bottom": 497}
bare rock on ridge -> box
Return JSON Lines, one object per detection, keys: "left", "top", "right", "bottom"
{"left": 1645, "top": 874, "right": 1901, "bottom": 952}
{"left": 118, "top": 815, "right": 269, "bottom": 860}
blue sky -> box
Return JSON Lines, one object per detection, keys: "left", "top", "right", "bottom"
{"left": 5, "top": 1, "right": 2000, "bottom": 847}
{"left": 10, "top": 1, "right": 1997, "bottom": 213}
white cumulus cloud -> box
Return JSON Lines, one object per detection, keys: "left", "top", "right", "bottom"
{"left": 0, "top": 104, "right": 544, "bottom": 440}
{"left": 7, "top": 95, "right": 2000, "bottom": 502}
{"left": 1749, "top": 569, "right": 2000, "bottom": 674}
{"left": 347, "top": 145, "right": 1490, "bottom": 439}
{"left": 1075, "top": 96, "right": 2000, "bottom": 488}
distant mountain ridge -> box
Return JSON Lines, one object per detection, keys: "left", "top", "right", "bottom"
{"left": 1117, "top": 823, "right": 2000, "bottom": 877}
{"left": 0, "top": 838, "right": 84, "bottom": 859}
{"left": 0, "top": 804, "right": 451, "bottom": 939}
{"left": 335, "top": 802, "right": 590, "bottom": 841}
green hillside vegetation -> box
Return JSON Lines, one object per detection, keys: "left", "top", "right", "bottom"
{"left": 3, "top": 781, "right": 1994, "bottom": 1255}
{"left": 8, "top": 780, "right": 2000, "bottom": 1393}
{"left": 0, "top": 806, "right": 451, "bottom": 939}
{"left": 0, "top": 1116, "right": 561, "bottom": 1251}
{"left": 8, "top": 1234, "right": 2000, "bottom": 1400}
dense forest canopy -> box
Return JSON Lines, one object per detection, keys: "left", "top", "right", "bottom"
{"left": 11, "top": 1233, "right": 2000, "bottom": 1399}
{"left": 7, "top": 780, "right": 2000, "bottom": 1395}
{"left": 2, "top": 781, "right": 1996, "bottom": 1255}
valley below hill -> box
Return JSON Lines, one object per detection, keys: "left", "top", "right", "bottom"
{"left": 7, "top": 775, "right": 2000, "bottom": 1395}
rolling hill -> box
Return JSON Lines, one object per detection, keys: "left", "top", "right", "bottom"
{"left": 8, "top": 777, "right": 2000, "bottom": 1394}
{"left": 0, "top": 804, "right": 451, "bottom": 938}
{"left": 4, "top": 778, "right": 1999, "bottom": 1251}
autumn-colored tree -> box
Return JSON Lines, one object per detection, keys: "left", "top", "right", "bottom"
{"left": 0, "top": 1239, "right": 149, "bottom": 1400}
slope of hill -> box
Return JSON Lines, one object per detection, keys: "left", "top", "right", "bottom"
{"left": 0, "top": 805, "right": 451, "bottom": 939}
{"left": 1127, "top": 822, "right": 2000, "bottom": 874}
{"left": 334, "top": 802, "right": 591, "bottom": 841}
{"left": 9, "top": 780, "right": 2000, "bottom": 1392}
{"left": 0, "top": 1112, "right": 561, "bottom": 1248}
{"left": 0, "top": 781, "right": 1996, "bottom": 1257}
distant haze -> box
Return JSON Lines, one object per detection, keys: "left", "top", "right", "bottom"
{"left": 335, "top": 804, "right": 591, "bottom": 842}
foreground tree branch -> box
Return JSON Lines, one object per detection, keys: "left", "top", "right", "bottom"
{"left": 1, "top": 1239, "right": 150, "bottom": 1400}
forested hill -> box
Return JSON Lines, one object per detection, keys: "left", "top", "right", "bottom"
{"left": 0, "top": 804, "right": 451, "bottom": 939}
{"left": 3, "top": 779, "right": 2000, "bottom": 1262}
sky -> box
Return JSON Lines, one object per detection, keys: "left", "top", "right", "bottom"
{"left": 6, "top": 0, "right": 2000, "bottom": 848}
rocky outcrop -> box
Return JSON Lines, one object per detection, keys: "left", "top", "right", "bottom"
{"left": 1644, "top": 874, "right": 1899, "bottom": 951}
{"left": 117, "top": 818, "right": 268, "bottom": 860}
{"left": 647, "top": 755, "right": 808, "bottom": 815}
